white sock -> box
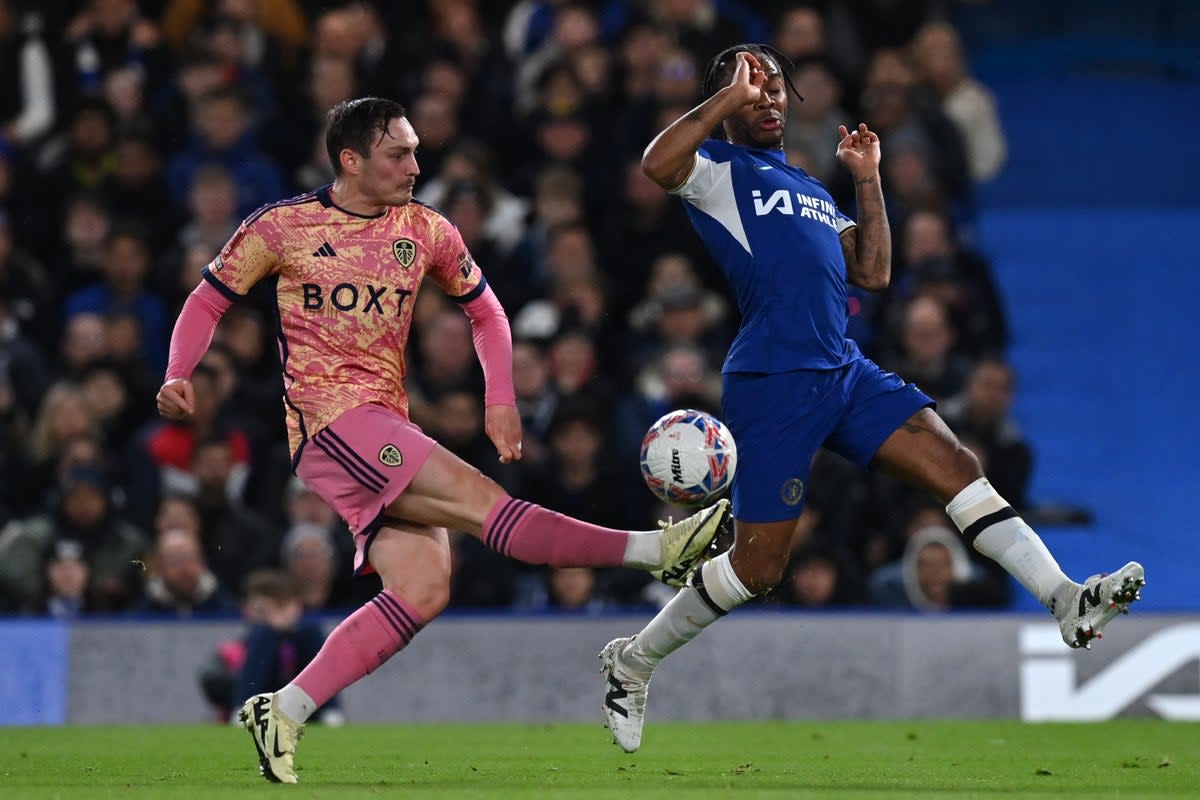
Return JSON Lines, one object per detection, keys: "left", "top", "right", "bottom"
{"left": 946, "top": 478, "right": 1076, "bottom": 617}
{"left": 274, "top": 683, "right": 317, "bottom": 724}
{"left": 623, "top": 531, "right": 662, "bottom": 569}
{"left": 624, "top": 552, "right": 754, "bottom": 676}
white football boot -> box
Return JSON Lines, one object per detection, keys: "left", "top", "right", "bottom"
{"left": 598, "top": 636, "right": 650, "bottom": 753}
{"left": 240, "top": 692, "right": 304, "bottom": 783}
{"left": 651, "top": 499, "right": 731, "bottom": 588}
{"left": 1058, "top": 562, "right": 1146, "bottom": 648}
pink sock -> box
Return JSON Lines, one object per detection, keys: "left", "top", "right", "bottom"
{"left": 482, "top": 496, "right": 629, "bottom": 566}
{"left": 293, "top": 590, "right": 424, "bottom": 707}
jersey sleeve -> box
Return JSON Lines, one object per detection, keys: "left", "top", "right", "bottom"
{"left": 427, "top": 213, "right": 487, "bottom": 303}
{"left": 667, "top": 141, "right": 753, "bottom": 255}
{"left": 201, "top": 213, "right": 282, "bottom": 300}
{"left": 832, "top": 205, "right": 856, "bottom": 234}
{"left": 668, "top": 143, "right": 724, "bottom": 203}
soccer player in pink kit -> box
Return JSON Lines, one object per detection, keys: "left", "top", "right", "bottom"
{"left": 156, "top": 97, "right": 730, "bottom": 783}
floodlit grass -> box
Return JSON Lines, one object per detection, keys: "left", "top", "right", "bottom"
{"left": 0, "top": 720, "right": 1195, "bottom": 798}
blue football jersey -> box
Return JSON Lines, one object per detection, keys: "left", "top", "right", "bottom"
{"left": 671, "top": 139, "right": 860, "bottom": 372}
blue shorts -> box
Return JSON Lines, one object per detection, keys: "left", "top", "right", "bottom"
{"left": 722, "top": 358, "right": 934, "bottom": 523}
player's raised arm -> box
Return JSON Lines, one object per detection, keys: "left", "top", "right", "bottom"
{"left": 641, "top": 51, "right": 766, "bottom": 191}
{"left": 836, "top": 123, "right": 891, "bottom": 291}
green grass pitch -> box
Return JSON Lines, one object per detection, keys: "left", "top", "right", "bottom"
{"left": 0, "top": 721, "right": 1195, "bottom": 798}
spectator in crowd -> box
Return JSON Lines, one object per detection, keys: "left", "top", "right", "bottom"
{"left": 893, "top": 208, "right": 1007, "bottom": 358}
{"left": 911, "top": 22, "right": 1006, "bottom": 184}
{"left": 784, "top": 57, "right": 850, "bottom": 186}
{"left": 134, "top": 526, "right": 239, "bottom": 616}
{"left": 0, "top": 207, "right": 54, "bottom": 345}
{"left": 174, "top": 163, "right": 240, "bottom": 258}
{"left": 159, "top": 0, "right": 309, "bottom": 66}
{"left": 941, "top": 358, "right": 1033, "bottom": 511}
{"left": 883, "top": 295, "right": 972, "bottom": 404}
{"left": 0, "top": 288, "right": 51, "bottom": 419}
{"left": 165, "top": 87, "right": 285, "bottom": 217}
{"left": 868, "top": 524, "right": 997, "bottom": 611}
{"left": 40, "top": 539, "right": 91, "bottom": 619}
{"left": 280, "top": 523, "right": 340, "bottom": 613}
{"left": 407, "top": 307, "right": 484, "bottom": 429}
{"left": 416, "top": 139, "right": 529, "bottom": 258}
{"left": 186, "top": 435, "right": 280, "bottom": 592}
{"left": 77, "top": 359, "right": 144, "bottom": 450}
{"left": 647, "top": 0, "right": 764, "bottom": 61}
{"left": 56, "top": 312, "right": 110, "bottom": 381}
{"left": 105, "top": 133, "right": 175, "bottom": 255}
{"left": 615, "top": 340, "right": 721, "bottom": 465}
{"left": 200, "top": 569, "right": 341, "bottom": 725}
{"left": 60, "top": 192, "right": 114, "bottom": 295}
{"left": 851, "top": 48, "right": 970, "bottom": 217}
{"left": 0, "top": 464, "right": 148, "bottom": 613}
{"left": 27, "top": 382, "right": 100, "bottom": 490}
{"left": 0, "top": 2, "right": 55, "bottom": 149}
{"left": 601, "top": 160, "right": 707, "bottom": 307}
{"left": 101, "top": 64, "right": 153, "bottom": 137}
{"left": 428, "top": 387, "right": 521, "bottom": 493}
{"left": 509, "top": 338, "right": 558, "bottom": 466}
{"left": 503, "top": 164, "right": 585, "bottom": 311}
{"left": 519, "top": 565, "right": 611, "bottom": 613}
{"left": 38, "top": 99, "right": 119, "bottom": 219}
{"left": 59, "top": 0, "right": 168, "bottom": 104}
{"left": 126, "top": 361, "right": 252, "bottom": 523}
{"left": 779, "top": 544, "right": 865, "bottom": 608}
{"left": 63, "top": 221, "right": 169, "bottom": 371}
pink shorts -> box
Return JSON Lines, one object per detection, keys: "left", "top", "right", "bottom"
{"left": 294, "top": 403, "right": 436, "bottom": 574}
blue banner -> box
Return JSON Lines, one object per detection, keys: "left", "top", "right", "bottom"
{"left": 0, "top": 620, "right": 68, "bottom": 725}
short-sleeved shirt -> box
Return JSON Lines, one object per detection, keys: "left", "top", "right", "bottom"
{"left": 203, "top": 185, "right": 484, "bottom": 456}
{"left": 671, "top": 139, "right": 859, "bottom": 373}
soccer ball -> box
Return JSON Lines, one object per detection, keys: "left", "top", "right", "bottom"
{"left": 639, "top": 409, "right": 737, "bottom": 507}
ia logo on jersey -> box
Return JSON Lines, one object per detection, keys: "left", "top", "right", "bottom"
{"left": 379, "top": 444, "right": 403, "bottom": 467}
{"left": 393, "top": 239, "right": 416, "bottom": 268}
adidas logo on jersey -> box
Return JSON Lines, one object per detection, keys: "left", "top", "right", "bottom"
{"left": 312, "top": 242, "right": 337, "bottom": 257}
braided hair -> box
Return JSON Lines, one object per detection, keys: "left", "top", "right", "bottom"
{"left": 699, "top": 43, "right": 806, "bottom": 104}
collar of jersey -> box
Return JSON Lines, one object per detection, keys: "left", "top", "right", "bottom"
{"left": 316, "top": 184, "right": 387, "bottom": 219}
{"left": 744, "top": 147, "right": 788, "bottom": 164}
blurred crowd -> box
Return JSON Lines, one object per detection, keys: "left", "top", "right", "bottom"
{"left": 0, "top": 0, "right": 1035, "bottom": 619}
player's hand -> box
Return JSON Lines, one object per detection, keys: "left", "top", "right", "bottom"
{"left": 485, "top": 404, "right": 523, "bottom": 464}
{"left": 836, "top": 123, "right": 882, "bottom": 177}
{"left": 726, "top": 51, "right": 767, "bottom": 108}
{"left": 157, "top": 378, "right": 195, "bottom": 421}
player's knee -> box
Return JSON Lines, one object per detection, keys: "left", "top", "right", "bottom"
{"left": 731, "top": 549, "right": 789, "bottom": 594}
{"left": 385, "top": 576, "right": 450, "bottom": 621}
{"left": 950, "top": 441, "right": 984, "bottom": 483}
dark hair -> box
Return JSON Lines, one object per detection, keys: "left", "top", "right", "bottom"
{"left": 199, "top": 86, "right": 247, "bottom": 110}
{"left": 700, "top": 43, "right": 805, "bottom": 105}
{"left": 105, "top": 218, "right": 152, "bottom": 250}
{"left": 324, "top": 97, "right": 408, "bottom": 176}
{"left": 242, "top": 569, "right": 299, "bottom": 603}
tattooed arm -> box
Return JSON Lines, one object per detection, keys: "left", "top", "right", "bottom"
{"left": 642, "top": 51, "right": 766, "bottom": 190}
{"left": 836, "top": 124, "right": 891, "bottom": 291}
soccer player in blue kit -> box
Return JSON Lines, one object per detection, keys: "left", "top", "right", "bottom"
{"left": 598, "top": 46, "right": 1145, "bottom": 752}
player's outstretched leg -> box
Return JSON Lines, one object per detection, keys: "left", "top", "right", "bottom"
{"left": 481, "top": 496, "right": 731, "bottom": 587}
{"left": 1057, "top": 562, "right": 1146, "bottom": 648}
{"left": 241, "top": 693, "right": 304, "bottom": 783}
{"left": 597, "top": 547, "right": 757, "bottom": 751}
{"left": 599, "top": 636, "right": 648, "bottom": 753}
{"left": 237, "top": 585, "right": 428, "bottom": 782}
{"left": 945, "top": 477, "right": 1146, "bottom": 647}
